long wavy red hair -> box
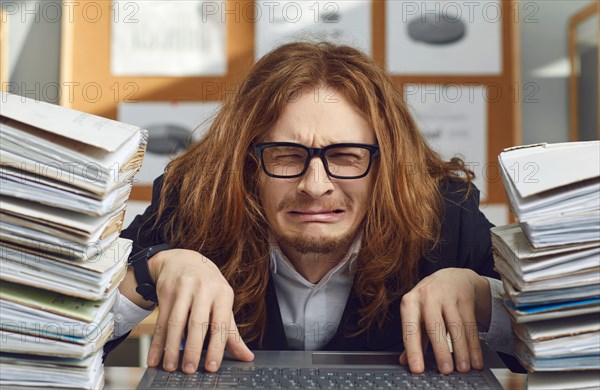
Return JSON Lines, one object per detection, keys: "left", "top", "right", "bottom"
{"left": 156, "top": 42, "right": 473, "bottom": 345}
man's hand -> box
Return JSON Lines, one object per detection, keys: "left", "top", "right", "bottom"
{"left": 399, "top": 268, "right": 491, "bottom": 375}
{"left": 146, "top": 249, "right": 254, "bottom": 374}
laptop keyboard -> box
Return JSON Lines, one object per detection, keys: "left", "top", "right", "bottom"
{"left": 147, "top": 366, "right": 494, "bottom": 389}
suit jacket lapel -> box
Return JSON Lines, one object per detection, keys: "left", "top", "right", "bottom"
{"left": 324, "top": 285, "right": 405, "bottom": 352}
{"left": 259, "top": 275, "right": 289, "bottom": 350}
{"left": 323, "top": 285, "right": 367, "bottom": 350}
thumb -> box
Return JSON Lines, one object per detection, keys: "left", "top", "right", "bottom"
{"left": 225, "top": 313, "right": 254, "bottom": 362}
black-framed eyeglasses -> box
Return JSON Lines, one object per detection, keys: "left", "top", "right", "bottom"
{"left": 253, "top": 142, "right": 380, "bottom": 179}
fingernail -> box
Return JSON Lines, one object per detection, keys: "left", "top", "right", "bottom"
{"left": 185, "top": 363, "right": 195, "bottom": 373}
{"left": 165, "top": 362, "right": 175, "bottom": 371}
{"left": 207, "top": 361, "right": 218, "bottom": 371}
{"left": 147, "top": 355, "right": 156, "bottom": 366}
{"left": 473, "top": 357, "right": 482, "bottom": 369}
{"left": 459, "top": 362, "right": 469, "bottom": 371}
{"left": 442, "top": 363, "right": 452, "bottom": 373}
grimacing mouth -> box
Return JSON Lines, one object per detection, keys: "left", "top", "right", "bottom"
{"left": 289, "top": 209, "right": 345, "bottom": 214}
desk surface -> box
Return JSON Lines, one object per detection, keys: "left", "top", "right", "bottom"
{"left": 104, "top": 367, "right": 526, "bottom": 389}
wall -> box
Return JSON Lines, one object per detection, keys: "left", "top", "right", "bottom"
{"left": 3, "top": 0, "right": 596, "bottom": 142}
{"left": 1, "top": 0, "right": 61, "bottom": 103}
{"left": 519, "top": 0, "right": 596, "bottom": 144}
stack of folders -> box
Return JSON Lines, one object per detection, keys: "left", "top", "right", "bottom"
{"left": 498, "top": 142, "right": 599, "bottom": 248}
{"left": 494, "top": 142, "right": 600, "bottom": 389}
{"left": 0, "top": 92, "right": 148, "bottom": 389}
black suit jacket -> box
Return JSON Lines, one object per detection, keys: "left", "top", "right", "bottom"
{"left": 104, "top": 175, "right": 499, "bottom": 357}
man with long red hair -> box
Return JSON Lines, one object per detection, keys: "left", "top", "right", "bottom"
{"left": 106, "top": 42, "right": 513, "bottom": 376}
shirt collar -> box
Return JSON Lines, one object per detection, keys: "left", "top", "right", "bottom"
{"left": 268, "top": 230, "right": 363, "bottom": 276}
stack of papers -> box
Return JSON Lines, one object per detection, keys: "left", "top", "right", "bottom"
{"left": 493, "top": 142, "right": 600, "bottom": 388}
{"left": 492, "top": 224, "right": 599, "bottom": 312}
{"left": 0, "top": 281, "right": 117, "bottom": 358}
{"left": 498, "top": 142, "right": 600, "bottom": 248}
{"left": 494, "top": 226, "right": 600, "bottom": 369}
{"left": 0, "top": 351, "right": 104, "bottom": 389}
{"left": 0, "top": 92, "right": 147, "bottom": 389}
{"left": 0, "top": 93, "right": 146, "bottom": 197}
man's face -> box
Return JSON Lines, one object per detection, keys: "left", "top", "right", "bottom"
{"left": 258, "top": 86, "right": 376, "bottom": 255}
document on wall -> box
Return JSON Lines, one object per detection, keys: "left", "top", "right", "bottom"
{"left": 386, "top": 0, "right": 502, "bottom": 74}
{"left": 111, "top": 0, "right": 227, "bottom": 76}
{"left": 404, "top": 84, "right": 488, "bottom": 199}
{"left": 255, "top": 0, "right": 372, "bottom": 59}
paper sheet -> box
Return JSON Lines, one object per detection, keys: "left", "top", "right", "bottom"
{"left": 255, "top": 0, "right": 372, "bottom": 59}
{"left": 111, "top": 1, "right": 227, "bottom": 76}
{"left": 386, "top": 0, "right": 502, "bottom": 74}
{"left": 404, "top": 84, "right": 488, "bottom": 199}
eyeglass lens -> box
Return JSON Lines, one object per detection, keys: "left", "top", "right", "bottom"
{"left": 261, "top": 145, "right": 372, "bottom": 178}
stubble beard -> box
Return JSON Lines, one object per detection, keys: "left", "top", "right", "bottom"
{"left": 272, "top": 225, "right": 360, "bottom": 255}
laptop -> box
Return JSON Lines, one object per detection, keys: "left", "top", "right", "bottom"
{"left": 136, "top": 343, "right": 505, "bottom": 389}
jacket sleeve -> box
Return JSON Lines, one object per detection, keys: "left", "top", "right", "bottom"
{"left": 120, "top": 175, "right": 170, "bottom": 256}
{"left": 420, "top": 180, "right": 499, "bottom": 280}
{"left": 454, "top": 184, "right": 499, "bottom": 279}
{"left": 103, "top": 174, "right": 170, "bottom": 360}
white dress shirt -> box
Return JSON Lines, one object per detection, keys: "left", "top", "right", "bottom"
{"left": 269, "top": 234, "right": 362, "bottom": 350}
{"left": 109, "top": 237, "right": 515, "bottom": 355}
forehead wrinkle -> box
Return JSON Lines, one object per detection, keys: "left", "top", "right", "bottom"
{"left": 267, "top": 87, "right": 375, "bottom": 146}
{"left": 285, "top": 131, "right": 354, "bottom": 148}
{"left": 270, "top": 126, "right": 374, "bottom": 147}
{"left": 276, "top": 115, "right": 358, "bottom": 147}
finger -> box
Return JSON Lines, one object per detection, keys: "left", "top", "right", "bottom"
{"left": 147, "top": 307, "right": 166, "bottom": 367}
{"left": 400, "top": 294, "right": 424, "bottom": 373}
{"left": 181, "top": 300, "right": 211, "bottom": 374}
{"left": 423, "top": 306, "right": 453, "bottom": 375}
{"left": 205, "top": 295, "right": 233, "bottom": 372}
{"left": 225, "top": 313, "right": 254, "bottom": 361}
{"left": 443, "top": 305, "right": 471, "bottom": 373}
{"left": 461, "top": 306, "right": 484, "bottom": 370}
{"left": 400, "top": 332, "right": 427, "bottom": 366}
{"left": 148, "top": 295, "right": 174, "bottom": 368}
{"left": 420, "top": 331, "right": 430, "bottom": 359}
{"left": 162, "top": 292, "right": 193, "bottom": 372}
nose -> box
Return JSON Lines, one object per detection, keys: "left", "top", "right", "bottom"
{"left": 297, "top": 156, "right": 335, "bottom": 199}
